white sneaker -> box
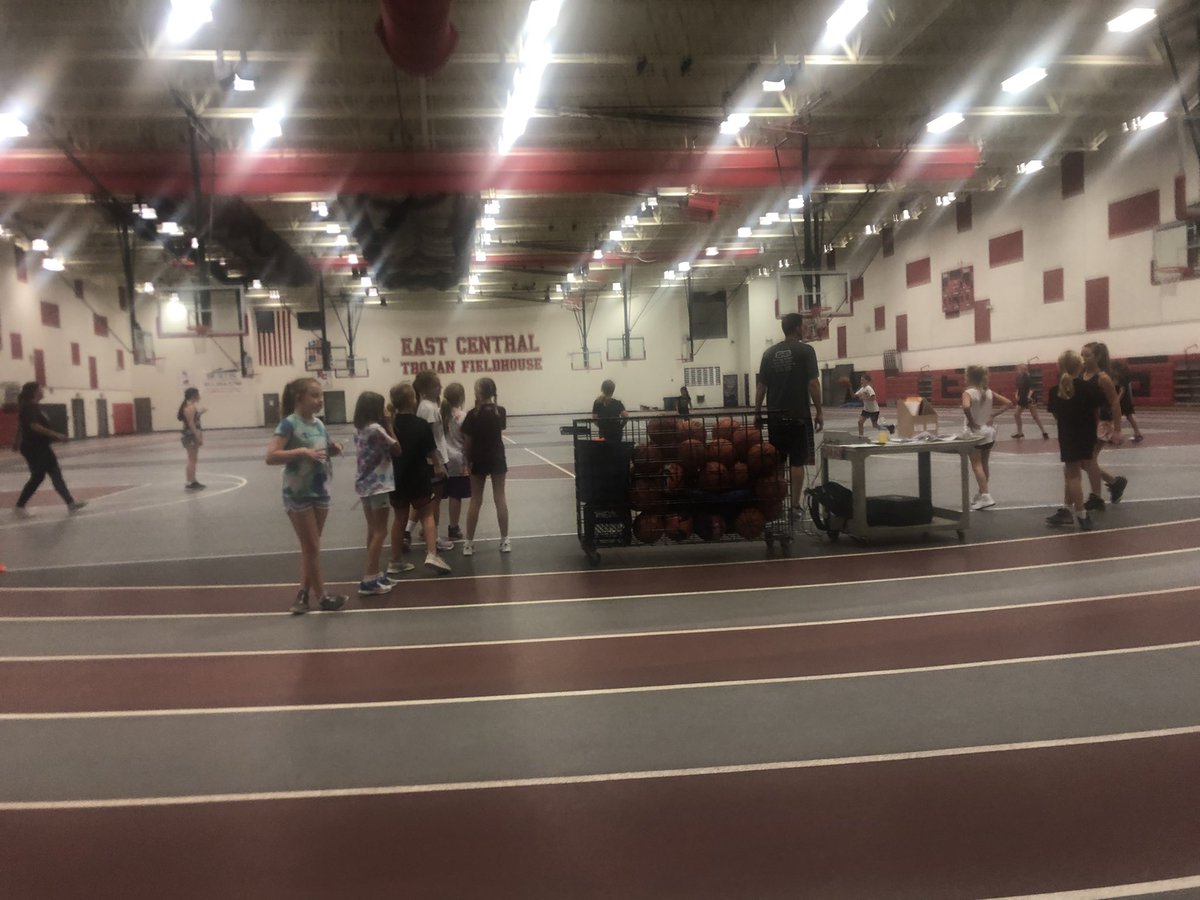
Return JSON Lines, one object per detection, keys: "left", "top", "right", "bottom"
{"left": 970, "top": 492, "right": 981, "bottom": 506}
{"left": 971, "top": 493, "right": 996, "bottom": 510}
{"left": 461, "top": 541, "right": 474, "bottom": 556}
{"left": 424, "top": 553, "right": 451, "bottom": 574}
{"left": 386, "top": 560, "right": 415, "bottom": 576}
{"left": 436, "top": 538, "right": 455, "bottom": 552}
{"left": 14, "top": 506, "right": 34, "bottom": 518}
{"left": 499, "top": 538, "right": 512, "bottom": 553}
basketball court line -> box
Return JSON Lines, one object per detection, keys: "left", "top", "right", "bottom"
{"left": 1, "top": 723, "right": 1195, "bottom": 810}
{"left": 2, "top": 639, "right": 1196, "bottom": 721}
{"left": 2, "top": 585, "right": 1194, "bottom": 663}
{"left": 519, "top": 446, "right": 574, "bottom": 477}
{"left": 3, "top": 513, "right": 1196, "bottom": 580}
{"left": 984, "top": 875, "right": 1200, "bottom": 899}
{"left": 1, "top": 533, "right": 1196, "bottom": 624}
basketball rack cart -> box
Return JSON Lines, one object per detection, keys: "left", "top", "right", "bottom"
{"left": 572, "top": 412, "right": 794, "bottom": 565}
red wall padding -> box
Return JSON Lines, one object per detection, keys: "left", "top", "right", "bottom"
{"left": 1085, "top": 277, "right": 1110, "bottom": 331}
{"left": 1044, "top": 268, "right": 1064, "bottom": 302}
{"left": 906, "top": 257, "right": 931, "bottom": 287}
{"left": 112, "top": 403, "right": 135, "bottom": 435}
{"left": 1108, "top": 190, "right": 1160, "bottom": 238}
{"left": 989, "top": 230, "right": 1024, "bottom": 267}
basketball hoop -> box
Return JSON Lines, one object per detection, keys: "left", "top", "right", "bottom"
{"left": 189, "top": 323, "right": 211, "bottom": 337}
{"left": 1152, "top": 264, "right": 1191, "bottom": 285}
{"left": 561, "top": 292, "right": 584, "bottom": 312}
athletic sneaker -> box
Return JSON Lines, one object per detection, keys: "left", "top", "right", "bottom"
{"left": 358, "top": 576, "right": 393, "bottom": 596}
{"left": 318, "top": 594, "right": 347, "bottom": 611}
{"left": 289, "top": 589, "right": 310, "bottom": 615}
{"left": 185, "top": 481, "right": 206, "bottom": 490}
{"left": 461, "top": 541, "right": 475, "bottom": 557}
{"left": 1045, "top": 508, "right": 1074, "bottom": 527}
{"left": 447, "top": 525, "right": 463, "bottom": 540}
{"left": 1108, "top": 476, "right": 1128, "bottom": 504}
{"left": 14, "top": 506, "right": 34, "bottom": 518}
{"left": 386, "top": 560, "right": 415, "bottom": 576}
{"left": 425, "top": 553, "right": 451, "bottom": 574}
{"left": 499, "top": 538, "right": 512, "bottom": 553}
{"left": 1011, "top": 432, "right": 1024, "bottom": 439}
{"left": 1041, "top": 432, "right": 1050, "bottom": 440}
{"left": 1132, "top": 434, "right": 1144, "bottom": 443}
{"left": 436, "top": 538, "right": 455, "bottom": 552}
{"left": 1084, "top": 493, "right": 1106, "bottom": 512}
{"left": 970, "top": 492, "right": 981, "bottom": 506}
{"left": 402, "top": 532, "right": 412, "bottom": 552}
{"left": 970, "top": 493, "right": 996, "bottom": 510}
{"left": 1076, "top": 514, "right": 1094, "bottom": 531}
{"left": 67, "top": 500, "right": 87, "bottom": 513}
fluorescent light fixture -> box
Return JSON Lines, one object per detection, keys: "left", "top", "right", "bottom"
{"left": 335, "top": 234, "right": 349, "bottom": 247}
{"left": 901, "top": 209, "right": 912, "bottom": 221}
{"left": 759, "top": 215, "right": 774, "bottom": 226}
{"left": 0, "top": 113, "right": 29, "bottom": 138}
{"left": 788, "top": 196, "right": 805, "bottom": 210}
{"left": 1128, "top": 110, "right": 1168, "bottom": 131}
{"left": 250, "top": 280, "right": 263, "bottom": 290}
{"left": 158, "top": 221, "right": 182, "bottom": 236}
{"left": 556, "top": 284, "right": 564, "bottom": 293}
{"left": 141, "top": 282, "right": 155, "bottom": 294}
{"left": 1107, "top": 8, "right": 1156, "bottom": 32}
{"left": 567, "top": 272, "right": 577, "bottom": 283}
{"left": 720, "top": 112, "right": 751, "bottom": 135}
{"left": 764, "top": 211, "right": 780, "bottom": 223}
{"left": 135, "top": 203, "right": 158, "bottom": 220}
{"left": 498, "top": 0, "right": 564, "bottom": 153}
{"left": 1017, "top": 159, "right": 1044, "bottom": 174}
{"left": 481, "top": 232, "right": 493, "bottom": 246}
{"left": 190, "top": 237, "right": 200, "bottom": 249}
{"left": 926, "top": 112, "right": 964, "bottom": 134}
{"left": 612, "top": 282, "right": 622, "bottom": 292}
{"left": 737, "top": 226, "right": 753, "bottom": 238}
{"left": 593, "top": 249, "right": 603, "bottom": 260}
{"left": 42, "top": 256, "right": 65, "bottom": 272}
{"left": 609, "top": 229, "right": 623, "bottom": 241}
{"left": 468, "top": 273, "right": 481, "bottom": 286}
{"left": 825, "top": 0, "right": 869, "bottom": 44}
{"left": 1001, "top": 67, "right": 1047, "bottom": 94}
{"left": 864, "top": 224, "right": 877, "bottom": 236}
{"left": 762, "top": 79, "right": 786, "bottom": 92}
{"left": 484, "top": 199, "right": 501, "bottom": 215}
{"left": 664, "top": 270, "right": 676, "bottom": 281}
{"left": 311, "top": 201, "right": 328, "bottom": 217}
{"left": 646, "top": 196, "right": 659, "bottom": 208}
{"left": 481, "top": 217, "right": 497, "bottom": 231}
{"left": 233, "top": 74, "right": 256, "bottom": 92}
{"left": 475, "top": 250, "right": 487, "bottom": 262}
{"left": 251, "top": 107, "right": 283, "bottom": 141}
{"left": 31, "top": 238, "right": 49, "bottom": 252}
{"left": 268, "top": 289, "right": 281, "bottom": 300}
{"left": 347, "top": 253, "right": 359, "bottom": 265}
{"left": 705, "top": 246, "right": 719, "bottom": 256}
{"left": 623, "top": 214, "right": 640, "bottom": 227}
{"left": 324, "top": 223, "right": 341, "bottom": 235}
{"left": 367, "top": 287, "right": 379, "bottom": 297}
{"left": 677, "top": 261, "right": 691, "bottom": 273}
{"left": 165, "top": 0, "right": 213, "bottom": 43}
{"left": 360, "top": 275, "right": 373, "bottom": 288}
{"left": 468, "top": 286, "right": 479, "bottom": 295}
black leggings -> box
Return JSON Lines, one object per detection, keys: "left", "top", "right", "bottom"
{"left": 17, "top": 449, "right": 75, "bottom": 508}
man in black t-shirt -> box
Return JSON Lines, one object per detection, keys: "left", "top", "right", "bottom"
{"left": 754, "top": 313, "right": 823, "bottom": 506}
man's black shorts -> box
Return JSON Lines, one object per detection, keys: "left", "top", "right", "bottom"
{"left": 767, "top": 416, "right": 815, "bottom": 466}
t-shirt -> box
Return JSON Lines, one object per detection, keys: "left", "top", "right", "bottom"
{"left": 18, "top": 406, "right": 53, "bottom": 454}
{"left": 180, "top": 405, "right": 203, "bottom": 437}
{"left": 961, "top": 386, "right": 996, "bottom": 444}
{"left": 274, "top": 413, "right": 332, "bottom": 501}
{"left": 757, "top": 339, "right": 819, "bottom": 420}
{"left": 392, "top": 413, "right": 436, "bottom": 500}
{"left": 1016, "top": 372, "right": 1032, "bottom": 403}
{"left": 417, "top": 398, "right": 450, "bottom": 466}
{"left": 677, "top": 394, "right": 691, "bottom": 417}
{"left": 592, "top": 397, "right": 626, "bottom": 442}
{"left": 444, "top": 407, "right": 466, "bottom": 477}
{"left": 1048, "top": 377, "right": 1104, "bottom": 443}
{"left": 353, "top": 422, "right": 396, "bottom": 498}
{"left": 855, "top": 384, "right": 879, "bottom": 413}
{"left": 461, "top": 404, "right": 507, "bottom": 470}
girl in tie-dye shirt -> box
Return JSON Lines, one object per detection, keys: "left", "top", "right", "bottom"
{"left": 352, "top": 391, "right": 402, "bottom": 595}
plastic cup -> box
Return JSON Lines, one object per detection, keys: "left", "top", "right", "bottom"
{"left": 876, "top": 431, "right": 889, "bottom": 444}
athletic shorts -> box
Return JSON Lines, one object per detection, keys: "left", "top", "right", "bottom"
{"left": 284, "top": 495, "right": 331, "bottom": 514}
{"left": 1017, "top": 397, "right": 1031, "bottom": 409}
{"left": 975, "top": 442, "right": 995, "bottom": 453}
{"left": 767, "top": 417, "right": 815, "bottom": 467}
{"left": 858, "top": 410, "right": 880, "bottom": 426}
{"left": 470, "top": 458, "right": 508, "bottom": 478}
{"left": 445, "top": 475, "right": 471, "bottom": 500}
{"left": 361, "top": 493, "right": 391, "bottom": 511}
{"left": 181, "top": 431, "right": 201, "bottom": 447}
{"left": 390, "top": 490, "right": 434, "bottom": 512}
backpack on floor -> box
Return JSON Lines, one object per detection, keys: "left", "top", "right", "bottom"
{"left": 806, "top": 481, "right": 853, "bottom": 533}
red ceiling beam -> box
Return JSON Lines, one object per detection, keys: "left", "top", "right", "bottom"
{"left": 0, "top": 146, "right": 980, "bottom": 196}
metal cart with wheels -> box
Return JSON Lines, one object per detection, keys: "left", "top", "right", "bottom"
{"left": 572, "top": 412, "right": 794, "bottom": 564}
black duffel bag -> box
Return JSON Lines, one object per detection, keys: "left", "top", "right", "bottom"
{"left": 865, "top": 494, "right": 933, "bottom": 527}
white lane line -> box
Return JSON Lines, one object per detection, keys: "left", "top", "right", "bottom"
{"left": 984, "top": 875, "right": 1200, "bottom": 899}
{"left": 2, "top": 723, "right": 1197, "bottom": 810}
{"left": 3, "top": 584, "right": 1196, "bottom": 663}
{"left": 520, "top": 446, "right": 574, "bottom": 478}
{"left": 4, "top": 514, "right": 1198, "bottom": 586}
{"left": 2, "top": 542, "right": 1197, "bottom": 622}
{"left": 2, "top": 640, "right": 1197, "bottom": 721}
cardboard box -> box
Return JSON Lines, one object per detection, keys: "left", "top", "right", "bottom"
{"left": 896, "top": 396, "right": 938, "bottom": 437}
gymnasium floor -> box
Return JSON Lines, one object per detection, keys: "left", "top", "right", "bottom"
{"left": 1, "top": 408, "right": 1199, "bottom": 898}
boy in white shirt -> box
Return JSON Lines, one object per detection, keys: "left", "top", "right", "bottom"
{"left": 856, "top": 374, "right": 881, "bottom": 436}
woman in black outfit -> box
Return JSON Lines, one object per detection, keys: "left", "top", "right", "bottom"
{"left": 13, "top": 382, "right": 86, "bottom": 518}
{"left": 1081, "top": 341, "right": 1126, "bottom": 510}
{"left": 592, "top": 379, "right": 627, "bottom": 442}
{"left": 461, "top": 377, "right": 510, "bottom": 555}
{"left": 1046, "top": 351, "right": 1104, "bottom": 530}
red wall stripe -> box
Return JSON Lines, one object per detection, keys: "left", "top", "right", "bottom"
{"left": 1108, "top": 190, "right": 1160, "bottom": 238}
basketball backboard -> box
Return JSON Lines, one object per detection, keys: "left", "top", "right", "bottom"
{"left": 775, "top": 270, "right": 853, "bottom": 319}
{"left": 155, "top": 286, "right": 247, "bottom": 339}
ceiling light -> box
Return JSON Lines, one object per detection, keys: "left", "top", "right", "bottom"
{"left": 1107, "top": 8, "right": 1156, "bottom": 33}
{"left": 268, "top": 289, "right": 281, "bottom": 300}
{"left": 824, "top": 0, "right": 869, "bottom": 44}
{"left": 1126, "top": 111, "right": 1168, "bottom": 131}
{"left": 133, "top": 203, "right": 158, "bottom": 220}
{"left": 567, "top": 272, "right": 577, "bottom": 283}
{"left": 556, "top": 283, "right": 564, "bottom": 293}
{"left": 764, "top": 211, "right": 780, "bottom": 223}
{"left": 482, "top": 217, "right": 497, "bottom": 231}
{"left": 251, "top": 279, "right": 263, "bottom": 290}
{"left": 233, "top": 74, "right": 256, "bottom": 92}
{"left": 864, "top": 224, "right": 877, "bottom": 235}
{"left": 360, "top": 275, "right": 373, "bottom": 288}
{"left": 720, "top": 112, "right": 752, "bottom": 136}
{"left": 158, "top": 221, "right": 182, "bottom": 236}
{"left": 759, "top": 215, "right": 774, "bottom": 226}
{"left": 0, "top": 113, "right": 29, "bottom": 138}
{"left": 498, "top": 0, "right": 564, "bottom": 153}
{"left": 623, "top": 214, "right": 640, "bottom": 227}
{"left": 788, "top": 196, "right": 805, "bottom": 210}
{"left": 1017, "top": 159, "right": 1044, "bottom": 174}
{"left": 42, "top": 256, "right": 65, "bottom": 272}
{"left": 901, "top": 209, "right": 911, "bottom": 221}
{"left": 737, "top": 226, "right": 753, "bottom": 238}
{"left": 481, "top": 232, "right": 493, "bottom": 246}
{"left": 677, "top": 261, "right": 691, "bottom": 273}
{"left": 166, "top": 293, "right": 187, "bottom": 322}
{"left": 190, "top": 237, "right": 200, "bottom": 249}
{"left": 475, "top": 250, "right": 487, "bottom": 262}
{"left": 609, "top": 229, "right": 623, "bottom": 241}
{"left": 251, "top": 107, "right": 283, "bottom": 142}
{"left": 31, "top": 238, "right": 49, "bottom": 252}
{"left": 926, "top": 112, "right": 965, "bottom": 134}
{"left": 141, "top": 282, "right": 155, "bottom": 294}
{"left": 705, "top": 246, "right": 719, "bottom": 256}
{"left": 646, "top": 197, "right": 658, "bottom": 208}
{"left": 324, "top": 223, "right": 341, "bottom": 235}
{"left": 310, "top": 201, "right": 328, "bottom": 218}
{"left": 165, "top": 0, "right": 213, "bottom": 43}
{"left": 468, "top": 273, "right": 480, "bottom": 286}
{"left": 593, "top": 249, "right": 603, "bottom": 260}
{"left": 483, "top": 199, "right": 501, "bottom": 215}
{"left": 1001, "top": 67, "right": 1047, "bottom": 94}
{"left": 612, "top": 282, "right": 622, "bottom": 292}
{"left": 367, "top": 287, "right": 379, "bottom": 298}
{"left": 762, "top": 79, "right": 786, "bottom": 92}
{"left": 335, "top": 233, "right": 349, "bottom": 247}
{"left": 347, "top": 253, "right": 359, "bottom": 264}
{"left": 664, "top": 270, "right": 676, "bottom": 281}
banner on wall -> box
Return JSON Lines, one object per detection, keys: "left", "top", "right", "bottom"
{"left": 392, "top": 333, "right": 544, "bottom": 376}
{"left": 941, "top": 265, "right": 975, "bottom": 316}
{"left": 203, "top": 367, "right": 243, "bottom": 394}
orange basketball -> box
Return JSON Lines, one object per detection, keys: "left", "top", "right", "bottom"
{"left": 694, "top": 513, "right": 725, "bottom": 542}
{"left": 746, "top": 442, "right": 778, "bottom": 477}
{"left": 678, "top": 438, "right": 707, "bottom": 472}
{"left": 700, "top": 460, "right": 733, "bottom": 491}
{"left": 629, "top": 477, "right": 664, "bottom": 511}
{"left": 754, "top": 474, "right": 787, "bottom": 502}
{"left": 663, "top": 462, "right": 686, "bottom": 491}
{"left": 732, "top": 462, "right": 750, "bottom": 487}
{"left": 734, "top": 507, "right": 766, "bottom": 540}
{"left": 706, "top": 438, "right": 735, "bottom": 468}
{"left": 633, "top": 513, "right": 665, "bottom": 545}
{"left": 663, "top": 514, "right": 694, "bottom": 542}
{"left": 679, "top": 418, "right": 705, "bottom": 442}
{"left": 647, "top": 416, "right": 681, "bottom": 446}
{"left": 731, "top": 425, "right": 763, "bottom": 462}
{"left": 631, "top": 442, "right": 663, "bottom": 476}
{"left": 713, "top": 417, "right": 737, "bottom": 442}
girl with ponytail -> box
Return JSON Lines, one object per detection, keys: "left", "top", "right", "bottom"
{"left": 1045, "top": 349, "right": 1104, "bottom": 530}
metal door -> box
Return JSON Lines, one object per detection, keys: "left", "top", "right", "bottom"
{"left": 134, "top": 398, "right": 153, "bottom": 433}
{"left": 722, "top": 374, "right": 739, "bottom": 407}
{"left": 96, "top": 398, "right": 109, "bottom": 436}
{"left": 322, "top": 390, "right": 347, "bottom": 425}
{"left": 263, "top": 393, "right": 281, "bottom": 427}
{"left": 71, "top": 398, "right": 87, "bottom": 439}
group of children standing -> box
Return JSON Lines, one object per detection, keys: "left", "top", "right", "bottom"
{"left": 266, "top": 374, "right": 510, "bottom": 615}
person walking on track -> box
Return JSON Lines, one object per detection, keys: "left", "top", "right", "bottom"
{"left": 13, "top": 382, "right": 86, "bottom": 518}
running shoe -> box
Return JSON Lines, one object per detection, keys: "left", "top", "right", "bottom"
{"left": 499, "top": 538, "right": 512, "bottom": 553}
{"left": 436, "top": 538, "right": 455, "bottom": 552}
{"left": 67, "top": 500, "right": 88, "bottom": 513}
{"left": 358, "top": 577, "right": 393, "bottom": 596}
{"left": 461, "top": 541, "right": 474, "bottom": 556}
{"left": 386, "top": 560, "right": 415, "bottom": 576}
{"left": 1076, "top": 515, "right": 1094, "bottom": 531}
{"left": 448, "top": 525, "right": 463, "bottom": 540}
{"left": 1084, "top": 493, "right": 1106, "bottom": 512}
{"left": 402, "top": 532, "right": 412, "bottom": 552}
{"left": 1045, "top": 508, "right": 1074, "bottom": 527}
{"left": 1041, "top": 432, "right": 1050, "bottom": 440}
{"left": 318, "top": 594, "right": 347, "bottom": 611}
{"left": 185, "top": 481, "right": 207, "bottom": 490}
{"left": 14, "top": 506, "right": 34, "bottom": 518}
{"left": 289, "top": 589, "right": 310, "bottom": 615}
{"left": 425, "top": 553, "right": 451, "bottom": 574}
{"left": 1132, "top": 434, "right": 1144, "bottom": 443}
{"left": 970, "top": 493, "right": 996, "bottom": 511}
{"left": 1108, "top": 476, "right": 1128, "bottom": 504}
{"left": 1011, "top": 432, "right": 1024, "bottom": 439}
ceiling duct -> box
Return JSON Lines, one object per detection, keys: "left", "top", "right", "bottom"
{"left": 207, "top": 197, "right": 316, "bottom": 288}
{"left": 376, "top": 0, "right": 459, "bottom": 77}
{"left": 339, "top": 193, "right": 478, "bottom": 292}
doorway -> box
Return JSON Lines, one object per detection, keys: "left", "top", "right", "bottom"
{"left": 323, "top": 390, "right": 347, "bottom": 425}
{"left": 134, "top": 398, "right": 153, "bottom": 433}
{"left": 96, "top": 399, "right": 109, "bottom": 437}
{"left": 263, "top": 393, "right": 281, "bottom": 428}
{"left": 71, "top": 398, "right": 87, "bottom": 439}
{"left": 722, "top": 374, "right": 739, "bottom": 408}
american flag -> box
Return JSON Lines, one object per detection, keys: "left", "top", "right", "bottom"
{"left": 255, "top": 309, "right": 294, "bottom": 367}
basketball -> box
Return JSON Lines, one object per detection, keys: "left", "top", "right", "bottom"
{"left": 680, "top": 418, "right": 705, "bottom": 442}
{"left": 746, "top": 442, "right": 778, "bottom": 477}
{"left": 693, "top": 513, "right": 725, "bottom": 542}
{"left": 712, "top": 417, "right": 737, "bottom": 442}
{"left": 734, "top": 507, "right": 766, "bottom": 540}
{"left": 700, "top": 460, "right": 733, "bottom": 491}
{"left": 629, "top": 477, "right": 664, "bottom": 511}
{"left": 663, "top": 513, "right": 694, "bottom": 542}
{"left": 647, "top": 416, "right": 681, "bottom": 446}
{"left": 753, "top": 473, "right": 787, "bottom": 502}
{"left": 633, "top": 513, "right": 665, "bottom": 545}
{"left": 663, "top": 462, "right": 686, "bottom": 491}
{"left": 706, "top": 438, "right": 735, "bottom": 468}
{"left": 677, "top": 438, "right": 707, "bottom": 472}
{"left": 731, "top": 425, "right": 762, "bottom": 461}
{"left": 838, "top": 376, "right": 851, "bottom": 387}
{"left": 631, "top": 442, "right": 663, "bottom": 476}
{"left": 757, "top": 499, "right": 784, "bottom": 521}
{"left": 732, "top": 462, "right": 750, "bottom": 487}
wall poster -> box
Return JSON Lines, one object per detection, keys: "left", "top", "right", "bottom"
{"left": 941, "top": 265, "right": 975, "bottom": 316}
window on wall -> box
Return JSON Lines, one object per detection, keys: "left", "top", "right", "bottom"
{"left": 40, "top": 302, "right": 61, "bottom": 328}
{"left": 956, "top": 195, "right": 973, "bottom": 233}
{"left": 94, "top": 314, "right": 109, "bottom": 337}
{"left": 10, "top": 333, "right": 23, "bottom": 359}
{"left": 71, "top": 342, "right": 81, "bottom": 365}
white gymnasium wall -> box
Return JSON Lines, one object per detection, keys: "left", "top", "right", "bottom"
{"left": 841, "top": 127, "right": 1200, "bottom": 372}
{"left": 0, "top": 248, "right": 132, "bottom": 437}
